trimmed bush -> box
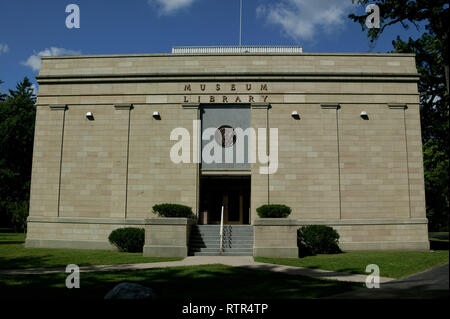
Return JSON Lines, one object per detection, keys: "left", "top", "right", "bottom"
{"left": 108, "top": 227, "right": 145, "bottom": 252}
{"left": 297, "top": 225, "right": 341, "bottom": 256}
{"left": 256, "top": 204, "right": 291, "bottom": 218}
{"left": 152, "top": 203, "right": 194, "bottom": 218}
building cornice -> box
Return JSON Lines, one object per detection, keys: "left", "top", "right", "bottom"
{"left": 36, "top": 72, "right": 420, "bottom": 85}
{"left": 40, "top": 52, "right": 417, "bottom": 60}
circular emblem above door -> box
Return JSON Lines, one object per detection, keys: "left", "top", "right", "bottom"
{"left": 215, "top": 125, "right": 236, "bottom": 148}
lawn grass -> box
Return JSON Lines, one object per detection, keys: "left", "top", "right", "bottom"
{"left": 0, "top": 264, "right": 361, "bottom": 299}
{"left": 0, "top": 233, "right": 182, "bottom": 270}
{"left": 255, "top": 250, "right": 449, "bottom": 279}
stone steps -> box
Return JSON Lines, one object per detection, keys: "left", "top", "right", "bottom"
{"left": 189, "top": 225, "right": 253, "bottom": 256}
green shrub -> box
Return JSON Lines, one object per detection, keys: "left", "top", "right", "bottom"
{"left": 108, "top": 228, "right": 145, "bottom": 252}
{"left": 152, "top": 203, "right": 194, "bottom": 218}
{"left": 256, "top": 204, "right": 291, "bottom": 218}
{"left": 297, "top": 225, "right": 341, "bottom": 256}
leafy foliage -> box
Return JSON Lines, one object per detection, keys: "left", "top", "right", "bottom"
{"left": 297, "top": 225, "right": 341, "bottom": 256}
{"left": 349, "top": 0, "right": 449, "bottom": 231}
{"left": 256, "top": 204, "right": 291, "bottom": 218}
{"left": 108, "top": 228, "right": 145, "bottom": 252}
{"left": 8, "top": 201, "right": 29, "bottom": 232}
{"left": 0, "top": 78, "right": 36, "bottom": 230}
{"left": 0, "top": 80, "right": 7, "bottom": 102}
{"left": 152, "top": 203, "right": 194, "bottom": 218}
{"left": 423, "top": 138, "right": 449, "bottom": 231}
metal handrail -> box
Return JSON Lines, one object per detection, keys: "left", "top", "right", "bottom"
{"left": 219, "top": 205, "right": 224, "bottom": 255}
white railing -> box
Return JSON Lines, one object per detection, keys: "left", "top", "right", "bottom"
{"left": 172, "top": 46, "right": 303, "bottom": 54}
{"left": 219, "top": 205, "right": 224, "bottom": 255}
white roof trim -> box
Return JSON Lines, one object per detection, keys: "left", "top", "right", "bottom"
{"left": 172, "top": 46, "right": 302, "bottom": 54}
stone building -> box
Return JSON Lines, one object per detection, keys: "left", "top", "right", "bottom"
{"left": 26, "top": 46, "right": 429, "bottom": 257}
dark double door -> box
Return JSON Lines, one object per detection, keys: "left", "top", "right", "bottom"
{"left": 200, "top": 176, "right": 250, "bottom": 225}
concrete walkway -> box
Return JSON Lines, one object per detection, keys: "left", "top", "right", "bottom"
{"left": 0, "top": 256, "right": 394, "bottom": 284}
{"left": 328, "top": 263, "right": 449, "bottom": 299}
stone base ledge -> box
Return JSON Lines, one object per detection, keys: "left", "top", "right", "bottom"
{"left": 339, "top": 241, "right": 430, "bottom": 251}
{"left": 25, "top": 239, "right": 115, "bottom": 250}
{"left": 27, "top": 216, "right": 147, "bottom": 225}
{"left": 253, "top": 218, "right": 428, "bottom": 226}
{"left": 143, "top": 245, "right": 188, "bottom": 257}
{"left": 27, "top": 216, "right": 196, "bottom": 225}
{"left": 25, "top": 217, "right": 195, "bottom": 255}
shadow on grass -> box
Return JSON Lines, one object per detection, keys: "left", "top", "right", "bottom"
{"left": 245, "top": 263, "right": 362, "bottom": 278}
{"left": 0, "top": 241, "right": 25, "bottom": 245}
{"left": 330, "top": 263, "right": 450, "bottom": 299}
{"left": 330, "top": 284, "right": 450, "bottom": 299}
{"left": 0, "top": 255, "right": 58, "bottom": 270}
{"left": 0, "top": 264, "right": 361, "bottom": 300}
{"left": 430, "top": 240, "right": 449, "bottom": 250}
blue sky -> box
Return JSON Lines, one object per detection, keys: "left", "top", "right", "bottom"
{"left": 0, "top": 0, "right": 425, "bottom": 93}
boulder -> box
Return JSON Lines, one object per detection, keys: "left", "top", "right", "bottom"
{"left": 104, "top": 282, "right": 155, "bottom": 300}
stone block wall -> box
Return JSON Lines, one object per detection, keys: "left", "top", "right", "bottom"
{"left": 26, "top": 52, "right": 427, "bottom": 253}
{"left": 253, "top": 218, "right": 429, "bottom": 258}
{"left": 143, "top": 218, "right": 194, "bottom": 257}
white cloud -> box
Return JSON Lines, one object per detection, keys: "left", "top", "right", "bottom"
{"left": 30, "top": 83, "right": 38, "bottom": 96}
{"left": 0, "top": 43, "right": 9, "bottom": 54}
{"left": 148, "top": 0, "right": 197, "bottom": 15}
{"left": 257, "top": 0, "right": 354, "bottom": 41}
{"left": 21, "top": 47, "right": 82, "bottom": 71}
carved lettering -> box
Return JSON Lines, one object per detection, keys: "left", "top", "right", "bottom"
{"left": 181, "top": 83, "right": 270, "bottom": 104}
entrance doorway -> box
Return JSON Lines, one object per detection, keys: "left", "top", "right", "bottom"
{"left": 199, "top": 176, "right": 250, "bottom": 225}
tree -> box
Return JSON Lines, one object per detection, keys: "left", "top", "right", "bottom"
{"left": 349, "top": 0, "right": 449, "bottom": 231}
{"left": 0, "top": 80, "right": 7, "bottom": 102}
{"left": 0, "top": 77, "right": 36, "bottom": 231}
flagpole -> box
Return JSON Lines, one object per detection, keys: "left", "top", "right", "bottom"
{"left": 239, "top": 0, "right": 242, "bottom": 47}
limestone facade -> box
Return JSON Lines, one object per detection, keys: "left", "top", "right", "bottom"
{"left": 26, "top": 52, "right": 429, "bottom": 254}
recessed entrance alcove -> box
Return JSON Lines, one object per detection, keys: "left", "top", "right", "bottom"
{"left": 199, "top": 175, "right": 251, "bottom": 225}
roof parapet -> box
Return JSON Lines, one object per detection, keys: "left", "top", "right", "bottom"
{"left": 172, "top": 46, "right": 303, "bottom": 54}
